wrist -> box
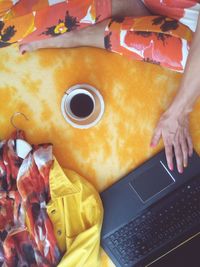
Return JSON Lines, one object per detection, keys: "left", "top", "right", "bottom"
{"left": 164, "top": 101, "right": 192, "bottom": 119}
{"left": 166, "top": 91, "right": 195, "bottom": 117}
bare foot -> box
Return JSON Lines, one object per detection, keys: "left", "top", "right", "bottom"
{"left": 19, "top": 31, "right": 75, "bottom": 54}
{"left": 19, "top": 20, "right": 107, "bottom": 54}
{"left": 19, "top": 0, "right": 151, "bottom": 55}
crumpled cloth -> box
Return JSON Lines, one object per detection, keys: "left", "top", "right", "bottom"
{"left": 0, "top": 131, "right": 61, "bottom": 267}
{"left": 0, "top": 131, "right": 104, "bottom": 267}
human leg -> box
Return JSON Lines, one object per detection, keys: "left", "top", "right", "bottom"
{"left": 19, "top": 4, "right": 192, "bottom": 73}
{"left": 104, "top": 16, "right": 192, "bottom": 72}
{"left": 19, "top": 0, "right": 151, "bottom": 52}
{"left": 112, "top": 0, "right": 150, "bottom": 17}
{"left": 0, "top": 0, "right": 112, "bottom": 48}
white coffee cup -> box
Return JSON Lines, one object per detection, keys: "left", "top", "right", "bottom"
{"left": 65, "top": 89, "right": 95, "bottom": 121}
{"left": 61, "top": 84, "right": 105, "bottom": 129}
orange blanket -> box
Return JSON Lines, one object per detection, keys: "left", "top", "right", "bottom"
{"left": 0, "top": 45, "right": 200, "bottom": 266}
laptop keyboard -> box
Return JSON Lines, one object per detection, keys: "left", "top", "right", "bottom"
{"left": 105, "top": 176, "right": 200, "bottom": 266}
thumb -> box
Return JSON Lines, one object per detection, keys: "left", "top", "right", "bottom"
{"left": 150, "top": 127, "right": 162, "bottom": 147}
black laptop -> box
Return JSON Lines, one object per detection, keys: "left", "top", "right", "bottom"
{"left": 100, "top": 150, "right": 200, "bottom": 267}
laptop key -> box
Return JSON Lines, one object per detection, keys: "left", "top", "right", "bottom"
{"left": 105, "top": 238, "right": 115, "bottom": 249}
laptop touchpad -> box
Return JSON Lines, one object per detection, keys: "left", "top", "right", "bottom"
{"left": 129, "top": 161, "right": 175, "bottom": 202}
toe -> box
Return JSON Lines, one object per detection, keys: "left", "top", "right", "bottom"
{"left": 19, "top": 44, "right": 33, "bottom": 54}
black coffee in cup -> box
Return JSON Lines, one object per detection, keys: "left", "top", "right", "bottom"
{"left": 61, "top": 84, "right": 105, "bottom": 129}
{"left": 70, "top": 93, "right": 94, "bottom": 118}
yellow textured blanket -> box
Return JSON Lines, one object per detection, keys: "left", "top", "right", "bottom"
{"left": 0, "top": 45, "right": 200, "bottom": 266}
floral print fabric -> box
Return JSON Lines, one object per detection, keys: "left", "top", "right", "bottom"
{"left": 104, "top": 1, "right": 200, "bottom": 72}
{"left": 0, "top": 0, "right": 199, "bottom": 71}
{"left": 0, "top": 131, "right": 61, "bottom": 267}
{"left": 142, "top": 0, "right": 200, "bottom": 31}
{"left": 0, "top": 0, "right": 112, "bottom": 47}
{"left": 104, "top": 15, "right": 193, "bottom": 72}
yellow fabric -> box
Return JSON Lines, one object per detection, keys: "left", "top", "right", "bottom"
{"left": 47, "top": 159, "right": 103, "bottom": 267}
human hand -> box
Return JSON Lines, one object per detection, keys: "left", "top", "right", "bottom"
{"left": 151, "top": 111, "right": 193, "bottom": 173}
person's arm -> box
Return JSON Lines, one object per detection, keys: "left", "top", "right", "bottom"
{"left": 19, "top": 13, "right": 196, "bottom": 173}
{"left": 151, "top": 16, "right": 200, "bottom": 173}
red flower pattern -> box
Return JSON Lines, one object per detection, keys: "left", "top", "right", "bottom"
{"left": 0, "top": 132, "right": 61, "bottom": 267}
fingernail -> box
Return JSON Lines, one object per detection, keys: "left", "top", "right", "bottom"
{"left": 178, "top": 168, "right": 183, "bottom": 174}
{"left": 184, "top": 163, "right": 187, "bottom": 168}
{"left": 169, "top": 165, "right": 173, "bottom": 171}
{"left": 150, "top": 143, "right": 155, "bottom": 148}
{"left": 22, "top": 50, "right": 26, "bottom": 55}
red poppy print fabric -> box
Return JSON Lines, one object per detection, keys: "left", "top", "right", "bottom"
{"left": 0, "top": 0, "right": 112, "bottom": 46}
{"left": 104, "top": 1, "right": 200, "bottom": 72}
{"left": 142, "top": 0, "right": 200, "bottom": 31}
{"left": 0, "top": 0, "right": 199, "bottom": 71}
{"left": 0, "top": 131, "right": 61, "bottom": 267}
{"left": 104, "top": 15, "right": 193, "bottom": 72}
